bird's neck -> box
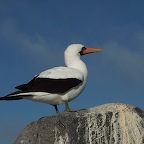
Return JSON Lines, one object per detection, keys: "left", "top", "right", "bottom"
{"left": 65, "top": 56, "right": 88, "bottom": 79}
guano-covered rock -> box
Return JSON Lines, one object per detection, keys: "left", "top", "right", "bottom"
{"left": 15, "top": 103, "right": 144, "bottom": 144}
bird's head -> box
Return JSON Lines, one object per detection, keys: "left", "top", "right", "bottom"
{"left": 64, "top": 44, "right": 103, "bottom": 68}
{"left": 64, "top": 44, "right": 103, "bottom": 58}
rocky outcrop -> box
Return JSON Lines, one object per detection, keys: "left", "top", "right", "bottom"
{"left": 15, "top": 103, "right": 144, "bottom": 144}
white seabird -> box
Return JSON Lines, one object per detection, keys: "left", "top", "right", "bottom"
{"left": 0, "top": 44, "right": 102, "bottom": 113}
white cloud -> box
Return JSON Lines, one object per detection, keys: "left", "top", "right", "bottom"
{"left": 102, "top": 41, "right": 144, "bottom": 81}
{"left": 0, "top": 19, "right": 63, "bottom": 66}
{"left": 0, "top": 19, "right": 47, "bottom": 53}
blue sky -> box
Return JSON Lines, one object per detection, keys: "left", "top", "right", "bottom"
{"left": 0, "top": 1, "right": 144, "bottom": 143}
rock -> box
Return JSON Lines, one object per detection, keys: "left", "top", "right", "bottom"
{"left": 14, "top": 103, "right": 144, "bottom": 144}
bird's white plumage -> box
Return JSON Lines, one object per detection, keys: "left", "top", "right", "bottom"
{"left": 8, "top": 44, "right": 88, "bottom": 106}
{"left": 23, "top": 44, "right": 88, "bottom": 105}
{"left": 38, "top": 67, "right": 84, "bottom": 80}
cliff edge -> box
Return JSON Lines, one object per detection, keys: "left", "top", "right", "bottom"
{"left": 15, "top": 103, "right": 144, "bottom": 144}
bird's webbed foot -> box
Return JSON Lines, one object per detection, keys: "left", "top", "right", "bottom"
{"left": 64, "top": 101, "right": 77, "bottom": 112}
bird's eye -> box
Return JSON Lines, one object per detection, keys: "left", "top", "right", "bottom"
{"left": 82, "top": 47, "right": 86, "bottom": 51}
{"left": 79, "top": 47, "right": 86, "bottom": 55}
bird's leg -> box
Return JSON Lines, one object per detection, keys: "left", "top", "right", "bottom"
{"left": 53, "top": 105, "right": 60, "bottom": 114}
{"left": 64, "top": 101, "right": 77, "bottom": 112}
{"left": 65, "top": 101, "right": 70, "bottom": 111}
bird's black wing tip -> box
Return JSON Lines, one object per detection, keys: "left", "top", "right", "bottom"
{"left": 0, "top": 91, "right": 23, "bottom": 101}
{"left": 0, "top": 96, "right": 23, "bottom": 100}
{"left": 15, "top": 84, "right": 27, "bottom": 90}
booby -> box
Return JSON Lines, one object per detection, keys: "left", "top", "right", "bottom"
{"left": 0, "top": 44, "right": 102, "bottom": 113}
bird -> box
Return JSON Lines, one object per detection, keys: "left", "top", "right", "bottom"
{"left": 0, "top": 44, "right": 102, "bottom": 113}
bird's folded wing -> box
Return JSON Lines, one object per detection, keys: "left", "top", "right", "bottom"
{"left": 15, "top": 67, "right": 84, "bottom": 93}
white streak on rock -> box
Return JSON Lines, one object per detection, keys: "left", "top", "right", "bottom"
{"left": 54, "top": 126, "right": 69, "bottom": 144}
{"left": 84, "top": 103, "right": 144, "bottom": 144}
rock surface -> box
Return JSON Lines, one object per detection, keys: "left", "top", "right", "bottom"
{"left": 15, "top": 103, "right": 144, "bottom": 144}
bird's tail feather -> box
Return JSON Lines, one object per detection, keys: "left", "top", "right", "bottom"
{"left": 0, "top": 91, "right": 23, "bottom": 100}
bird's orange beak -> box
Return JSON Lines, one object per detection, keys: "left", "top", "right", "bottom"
{"left": 83, "top": 48, "right": 103, "bottom": 55}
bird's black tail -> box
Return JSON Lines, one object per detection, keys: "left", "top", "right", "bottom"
{"left": 0, "top": 91, "right": 23, "bottom": 100}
